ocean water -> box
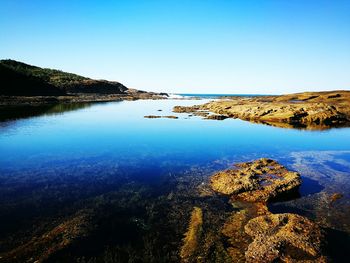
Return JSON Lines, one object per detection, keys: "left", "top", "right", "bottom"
{"left": 0, "top": 99, "right": 349, "bottom": 261}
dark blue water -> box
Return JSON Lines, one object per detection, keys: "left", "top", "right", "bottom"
{"left": 0, "top": 99, "right": 349, "bottom": 261}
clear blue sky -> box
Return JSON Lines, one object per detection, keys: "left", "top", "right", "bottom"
{"left": 1, "top": 0, "right": 349, "bottom": 94}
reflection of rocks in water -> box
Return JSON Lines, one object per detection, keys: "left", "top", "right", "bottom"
{"left": 210, "top": 158, "right": 301, "bottom": 202}
{"left": 0, "top": 103, "right": 94, "bottom": 122}
{"left": 245, "top": 213, "right": 326, "bottom": 262}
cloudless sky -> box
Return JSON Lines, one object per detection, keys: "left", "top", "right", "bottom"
{"left": 0, "top": 0, "right": 349, "bottom": 94}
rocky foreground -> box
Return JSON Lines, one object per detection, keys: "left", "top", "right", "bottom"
{"left": 180, "top": 158, "right": 328, "bottom": 262}
{"left": 173, "top": 90, "right": 350, "bottom": 130}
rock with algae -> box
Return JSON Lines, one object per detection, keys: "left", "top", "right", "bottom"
{"left": 244, "top": 213, "right": 327, "bottom": 263}
{"left": 1, "top": 209, "right": 93, "bottom": 263}
{"left": 180, "top": 207, "right": 203, "bottom": 262}
{"left": 210, "top": 158, "right": 301, "bottom": 202}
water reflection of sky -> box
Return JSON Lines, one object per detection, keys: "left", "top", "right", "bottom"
{"left": 1, "top": 99, "right": 350, "bottom": 171}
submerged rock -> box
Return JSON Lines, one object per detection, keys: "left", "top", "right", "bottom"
{"left": 221, "top": 202, "right": 269, "bottom": 262}
{"left": 210, "top": 158, "right": 301, "bottom": 202}
{"left": 330, "top": 192, "right": 343, "bottom": 203}
{"left": 180, "top": 207, "right": 203, "bottom": 262}
{"left": 1, "top": 210, "right": 93, "bottom": 262}
{"left": 244, "top": 213, "right": 327, "bottom": 262}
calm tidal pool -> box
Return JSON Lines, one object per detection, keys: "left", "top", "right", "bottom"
{"left": 0, "top": 99, "right": 349, "bottom": 262}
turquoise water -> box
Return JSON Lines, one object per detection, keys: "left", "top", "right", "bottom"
{"left": 0, "top": 99, "right": 349, "bottom": 261}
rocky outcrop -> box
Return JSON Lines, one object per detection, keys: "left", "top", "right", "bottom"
{"left": 210, "top": 158, "right": 301, "bottom": 202}
{"left": 244, "top": 213, "right": 326, "bottom": 262}
{"left": 173, "top": 90, "right": 350, "bottom": 130}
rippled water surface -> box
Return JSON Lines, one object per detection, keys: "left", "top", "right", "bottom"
{"left": 0, "top": 99, "right": 349, "bottom": 261}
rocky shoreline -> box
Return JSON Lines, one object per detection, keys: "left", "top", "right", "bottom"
{"left": 173, "top": 90, "right": 350, "bottom": 130}
{"left": 180, "top": 158, "right": 328, "bottom": 262}
{"left": 0, "top": 91, "right": 167, "bottom": 107}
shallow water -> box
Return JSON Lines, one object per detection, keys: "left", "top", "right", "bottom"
{"left": 0, "top": 99, "right": 349, "bottom": 261}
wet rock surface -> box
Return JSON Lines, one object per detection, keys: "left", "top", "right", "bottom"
{"left": 210, "top": 158, "right": 301, "bottom": 202}
{"left": 245, "top": 213, "right": 326, "bottom": 262}
{"left": 206, "top": 158, "right": 327, "bottom": 262}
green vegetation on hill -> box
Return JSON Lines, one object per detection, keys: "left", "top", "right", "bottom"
{"left": 0, "top": 59, "right": 87, "bottom": 88}
{"left": 0, "top": 59, "right": 128, "bottom": 96}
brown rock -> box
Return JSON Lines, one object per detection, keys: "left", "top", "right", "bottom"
{"left": 193, "top": 111, "right": 210, "bottom": 117}
{"left": 163, "top": 115, "right": 179, "bottom": 119}
{"left": 244, "top": 213, "right": 327, "bottom": 262}
{"left": 180, "top": 207, "right": 203, "bottom": 262}
{"left": 210, "top": 158, "right": 301, "bottom": 202}
{"left": 1, "top": 210, "right": 93, "bottom": 262}
{"left": 173, "top": 90, "right": 350, "bottom": 130}
{"left": 205, "top": 114, "right": 228, "bottom": 120}
{"left": 144, "top": 115, "right": 162, "bottom": 118}
{"left": 173, "top": 105, "right": 202, "bottom": 113}
{"left": 330, "top": 192, "right": 343, "bottom": 203}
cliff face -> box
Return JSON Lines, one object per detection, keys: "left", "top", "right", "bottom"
{"left": 0, "top": 59, "right": 127, "bottom": 96}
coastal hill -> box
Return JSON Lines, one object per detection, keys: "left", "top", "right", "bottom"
{"left": 0, "top": 60, "right": 167, "bottom": 105}
{"left": 0, "top": 59, "right": 128, "bottom": 96}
